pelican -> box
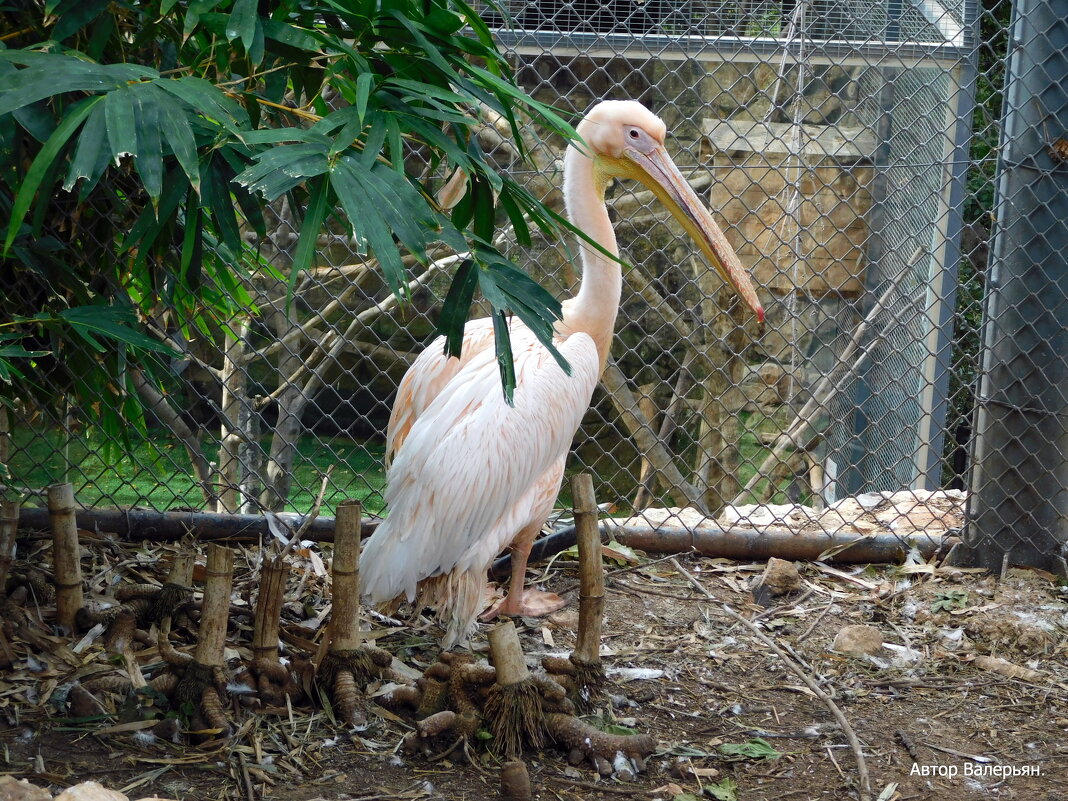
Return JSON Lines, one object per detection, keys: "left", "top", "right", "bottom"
{"left": 361, "top": 100, "right": 764, "bottom": 647}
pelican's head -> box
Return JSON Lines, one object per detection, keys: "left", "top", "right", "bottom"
{"left": 576, "top": 100, "right": 764, "bottom": 323}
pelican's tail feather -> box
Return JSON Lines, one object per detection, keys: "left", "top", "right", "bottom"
{"left": 416, "top": 568, "right": 486, "bottom": 649}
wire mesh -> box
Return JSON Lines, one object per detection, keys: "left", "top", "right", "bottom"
{"left": 5, "top": 0, "right": 1060, "bottom": 570}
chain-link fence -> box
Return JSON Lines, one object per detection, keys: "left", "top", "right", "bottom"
{"left": 4, "top": 0, "right": 1065, "bottom": 572}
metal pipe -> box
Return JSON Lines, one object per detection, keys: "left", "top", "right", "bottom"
{"left": 965, "top": 0, "right": 1068, "bottom": 574}
{"left": 16, "top": 506, "right": 381, "bottom": 543}
{"left": 490, "top": 521, "right": 953, "bottom": 578}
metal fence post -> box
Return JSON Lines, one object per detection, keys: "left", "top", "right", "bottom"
{"left": 965, "top": 0, "right": 1068, "bottom": 574}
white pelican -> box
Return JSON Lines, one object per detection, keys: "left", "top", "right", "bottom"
{"left": 361, "top": 100, "right": 764, "bottom": 647}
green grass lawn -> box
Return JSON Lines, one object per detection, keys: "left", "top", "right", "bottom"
{"left": 7, "top": 412, "right": 795, "bottom": 519}
{"left": 7, "top": 427, "right": 388, "bottom": 516}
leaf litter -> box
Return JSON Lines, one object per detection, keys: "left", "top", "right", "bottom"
{"left": 0, "top": 513, "right": 1066, "bottom": 801}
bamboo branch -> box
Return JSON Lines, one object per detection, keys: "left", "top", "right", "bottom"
{"left": 731, "top": 262, "right": 917, "bottom": 507}
{"left": 634, "top": 357, "right": 694, "bottom": 510}
{"left": 218, "top": 319, "right": 256, "bottom": 513}
{"left": 130, "top": 368, "right": 214, "bottom": 505}
{"left": 263, "top": 254, "right": 462, "bottom": 406}
{"left": 601, "top": 360, "right": 703, "bottom": 510}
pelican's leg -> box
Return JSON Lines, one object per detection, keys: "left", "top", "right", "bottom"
{"left": 482, "top": 523, "right": 567, "bottom": 620}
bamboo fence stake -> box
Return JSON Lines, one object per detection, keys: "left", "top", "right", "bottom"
{"left": 570, "top": 474, "right": 606, "bottom": 708}
{"left": 47, "top": 483, "right": 83, "bottom": 631}
{"left": 250, "top": 554, "right": 293, "bottom": 703}
{"left": 0, "top": 498, "right": 17, "bottom": 592}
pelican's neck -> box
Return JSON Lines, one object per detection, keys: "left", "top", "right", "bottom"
{"left": 562, "top": 144, "right": 622, "bottom": 365}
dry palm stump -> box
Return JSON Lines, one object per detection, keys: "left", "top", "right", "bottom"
{"left": 316, "top": 500, "right": 393, "bottom": 726}
{"left": 389, "top": 621, "right": 655, "bottom": 780}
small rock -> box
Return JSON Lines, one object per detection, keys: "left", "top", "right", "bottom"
{"left": 752, "top": 557, "right": 802, "bottom": 605}
{"left": 760, "top": 558, "right": 802, "bottom": 596}
{"left": 0, "top": 776, "right": 52, "bottom": 801}
{"left": 832, "top": 625, "right": 885, "bottom": 656}
{"left": 54, "top": 783, "right": 129, "bottom": 801}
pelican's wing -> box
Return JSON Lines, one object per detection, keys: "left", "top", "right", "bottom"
{"left": 361, "top": 329, "right": 601, "bottom": 607}
{"left": 385, "top": 317, "right": 496, "bottom": 465}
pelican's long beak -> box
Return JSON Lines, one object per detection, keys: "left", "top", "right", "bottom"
{"left": 620, "top": 145, "right": 764, "bottom": 323}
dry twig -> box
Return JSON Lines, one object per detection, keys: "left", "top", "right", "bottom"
{"left": 722, "top": 604, "right": 871, "bottom": 801}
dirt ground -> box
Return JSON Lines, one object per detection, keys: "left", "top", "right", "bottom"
{"left": 2, "top": 525, "right": 1068, "bottom": 801}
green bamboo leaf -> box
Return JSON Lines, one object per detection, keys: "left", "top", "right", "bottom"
{"left": 487, "top": 310, "right": 515, "bottom": 404}
{"left": 238, "top": 128, "right": 330, "bottom": 146}
{"left": 104, "top": 86, "right": 137, "bottom": 162}
{"left": 498, "top": 188, "right": 531, "bottom": 247}
{"left": 201, "top": 158, "right": 240, "bottom": 251}
{"left": 289, "top": 177, "right": 330, "bottom": 296}
{"left": 62, "top": 100, "right": 109, "bottom": 194}
{"left": 156, "top": 76, "right": 250, "bottom": 133}
{"left": 3, "top": 95, "right": 100, "bottom": 256}
{"left": 225, "top": 0, "right": 257, "bottom": 51}
{"left": 160, "top": 99, "right": 201, "bottom": 194}
{"left": 355, "top": 72, "right": 373, "bottom": 127}
{"left": 179, "top": 194, "right": 204, "bottom": 288}
{"left": 437, "top": 258, "right": 478, "bottom": 358}
{"left": 260, "top": 18, "right": 321, "bottom": 51}
{"left": 357, "top": 115, "right": 387, "bottom": 169}
{"left": 478, "top": 259, "right": 569, "bottom": 376}
{"left": 384, "top": 113, "right": 403, "bottom": 174}
{"left": 330, "top": 109, "right": 366, "bottom": 157}
{"left": 330, "top": 159, "right": 407, "bottom": 296}
{"left": 718, "top": 738, "right": 781, "bottom": 760}
{"left": 57, "top": 307, "right": 174, "bottom": 354}
{"left": 241, "top": 156, "right": 329, "bottom": 200}
{"left": 119, "top": 169, "right": 185, "bottom": 257}
{"left": 0, "top": 58, "right": 154, "bottom": 116}
{"left": 132, "top": 85, "right": 164, "bottom": 205}
{"left": 51, "top": 0, "right": 110, "bottom": 42}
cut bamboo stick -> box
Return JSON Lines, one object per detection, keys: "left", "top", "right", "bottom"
{"left": 195, "top": 544, "right": 234, "bottom": 668}
{"left": 488, "top": 620, "right": 529, "bottom": 686}
{"left": 486, "top": 620, "right": 543, "bottom": 757}
{"left": 167, "top": 552, "right": 195, "bottom": 587}
{"left": 47, "top": 483, "right": 83, "bottom": 631}
{"left": 0, "top": 498, "right": 18, "bottom": 593}
{"left": 252, "top": 556, "right": 288, "bottom": 662}
{"left": 329, "top": 499, "right": 363, "bottom": 653}
{"left": 571, "top": 474, "right": 604, "bottom": 667}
